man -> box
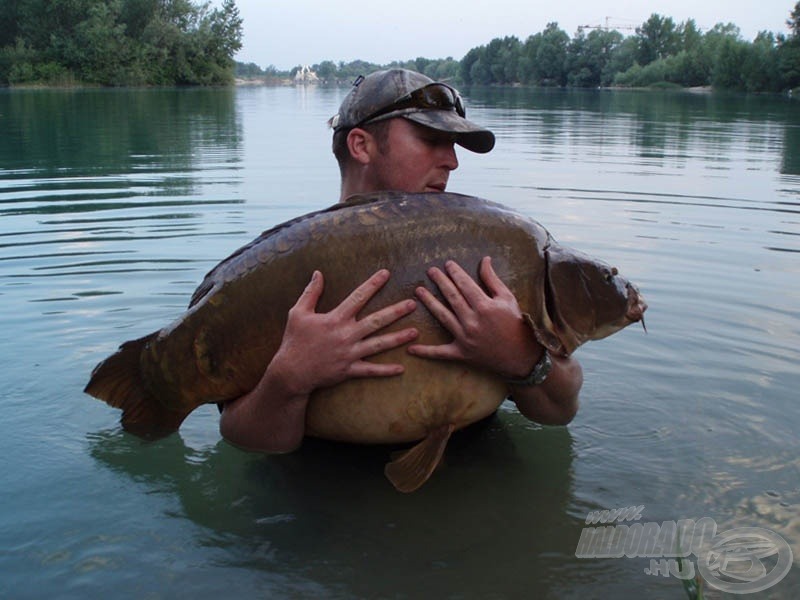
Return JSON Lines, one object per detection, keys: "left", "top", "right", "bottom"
{"left": 219, "top": 69, "right": 582, "bottom": 452}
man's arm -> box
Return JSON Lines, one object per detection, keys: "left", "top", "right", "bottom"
{"left": 508, "top": 353, "right": 582, "bottom": 425}
{"left": 219, "top": 269, "right": 419, "bottom": 452}
{"left": 407, "top": 257, "right": 581, "bottom": 425}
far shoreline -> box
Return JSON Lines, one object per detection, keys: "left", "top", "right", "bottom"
{"left": 3, "top": 80, "right": 797, "bottom": 99}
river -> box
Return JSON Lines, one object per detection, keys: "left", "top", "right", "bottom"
{"left": 0, "top": 85, "right": 798, "bottom": 598}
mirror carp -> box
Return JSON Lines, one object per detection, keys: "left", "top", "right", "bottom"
{"left": 85, "top": 191, "right": 647, "bottom": 492}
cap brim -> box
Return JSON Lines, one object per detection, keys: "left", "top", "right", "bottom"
{"left": 403, "top": 111, "right": 495, "bottom": 154}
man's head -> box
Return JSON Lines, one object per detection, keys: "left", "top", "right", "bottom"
{"left": 329, "top": 69, "right": 495, "bottom": 199}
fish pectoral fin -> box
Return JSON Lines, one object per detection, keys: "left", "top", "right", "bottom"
{"left": 384, "top": 423, "right": 455, "bottom": 493}
{"left": 522, "top": 311, "right": 566, "bottom": 356}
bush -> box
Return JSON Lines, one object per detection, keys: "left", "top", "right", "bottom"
{"left": 648, "top": 81, "right": 682, "bottom": 89}
{"left": 614, "top": 61, "right": 670, "bottom": 87}
{"left": 8, "top": 61, "right": 35, "bottom": 84}
{"left": 8, "top": 61, "right": 75, "bottom": 86}
{"left": 0, "top": 39, "right": 37, "bottom": 84}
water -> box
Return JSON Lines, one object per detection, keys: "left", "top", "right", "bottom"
{"left": 1, "top": 85, "right": 798, "bottom": 599}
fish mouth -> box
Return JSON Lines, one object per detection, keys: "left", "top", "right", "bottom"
{"left": 625, "top": 283, "right": 648, "bottom": 323}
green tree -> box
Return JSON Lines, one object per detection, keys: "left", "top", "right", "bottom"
{"left": 460, "top": 38, "right": 524, "bottom": 85}
{"left": 120, "top": 0, "right": 159, "bottom": 39}
{"left": 314, "top": 60, "right": 337, "bottom": 81}
{"left": 517, "top": 33, "right": 542, "bottom": 84}
{"left": 567, "top": 28, "right": 623, "bottom": 87}
{"left": 778, "top": 39, "right": 800, "bottom": 89}
{"left": 678, "top": 19, "right": 703, "bottom": 53}
{"left": 459, "top": 46, "right": 479, "bottom": 84}
{"left": 603, "top": 35, "right": 638, "bottom": 84}
{"left": 713, "top": 35, "right": 748, "bottom": 89}
{"left": 789, "top": 1, "right": 800, "bottom": 37}
{"left": 670, "top": 50, "right": 709, "bottom": 86}
{"left": 0, "top": 0, "right": 21, "bottom": 48}
{"left": 17, "top": 0, "right": 91, "bottom": 53}
{"left": 427, "top": 57, "right": 459, "bottom": 81}
{"left": 671, "top": 20, "right": 710, "bottom": 85}
{"left": 470, "top": 55, "right": 492, "bottom": 85}
{"left": 779, "top": 2, "right": 800, "bottom": 89}
{"left": 701, "top": 22, "right": 742, "bottom": 63}
{"left": 534, "top": 22, "right": 569, "bottom": 86}
{"left": 73, "top": 0, "right": 132, "bottom": 84}
{"left": 742, "top": 32, "right": 780, "bottom": 91}
{"left": 236, "top": 61, "right": 265, "bottom": 77}
{"left": 636, "top": 14, "right": 680, "bottom": 65}
{"left": 1, "top": 0, "right": 242, "bottom": 86}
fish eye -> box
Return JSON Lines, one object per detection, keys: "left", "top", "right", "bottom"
{"left": 605, "top": 267, "right": 618, "bottom": 283}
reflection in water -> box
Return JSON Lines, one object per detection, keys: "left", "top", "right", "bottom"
{"left": 0, "top": 88, "right": 243, "bottom": 223}
{"left": 0, "top": 88, "right": 245, "bottom": 309}
{"left": 2, "top": 86, "right": 798, "bottom": 598}
{"left": 468, "top": 86, "right": 797, "bottom": 125}
{"left": 466, "top": 87, "right": 800, "bottom": 177}
{"left": 0, "top": 88, "right": 242, "bottom": 174}
{"left": 782, "top": 119, "right": 800, "bottom": 176}
{"left": 89, "top": 412, "right": 585, "bottom": 597}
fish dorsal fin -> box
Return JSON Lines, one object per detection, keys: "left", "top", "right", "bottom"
{"left": 384, "top": 423, "right": 455, "bottom": 493}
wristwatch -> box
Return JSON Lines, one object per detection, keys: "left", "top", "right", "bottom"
{"left": 506, "top": 349, "right": 552, "bottom": 386}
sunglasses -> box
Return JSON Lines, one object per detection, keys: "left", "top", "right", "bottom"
{"left": 356, "top": 83, "right": 466, "bottom": 128}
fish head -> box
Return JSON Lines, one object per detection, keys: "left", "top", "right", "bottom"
{"left": 541, "top": 244, "right": 647, "bottom": 355}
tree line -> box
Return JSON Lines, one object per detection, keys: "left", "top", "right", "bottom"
{"left": 2, "top": 1, "right": 798, "bottom": 92}
{"left": 248, "top": 4, "right": 800, "bottom": 94}
{"left": 0, "top": 0, "right": 243, "bottom": 86}
{"left": 459, "top": 12, "right": 799, "bottom": 92}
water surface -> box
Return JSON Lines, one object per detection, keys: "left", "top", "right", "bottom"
{"left": 1, "top": 86, "right": 798, "bottom": 598}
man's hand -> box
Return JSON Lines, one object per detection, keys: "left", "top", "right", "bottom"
{"left": 407, "top": 256, "right": 581, "bottom": 426}
{"left": 269, "top": 268, "right": 419, "bottom": 396}
{"left": 220, "top": 268, "right": 418, "bottom": 453}
{"left": 407, "top": 256, "right": 540, "bottom": 379}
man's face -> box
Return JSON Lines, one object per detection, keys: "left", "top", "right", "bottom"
{"left": 367, "top": 118, "right": 459, "bottom": 193}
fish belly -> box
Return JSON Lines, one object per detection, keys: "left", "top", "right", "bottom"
{"left": 305, "top": 357, "right": 508, "bottom": 444}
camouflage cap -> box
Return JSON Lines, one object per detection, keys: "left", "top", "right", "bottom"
{"left": 329, "top": 69, "right": 495, "bottom": 154}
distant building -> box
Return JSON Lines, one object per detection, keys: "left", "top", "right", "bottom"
{"left": 294, "top": 65, "right": 319, "bottom": 84}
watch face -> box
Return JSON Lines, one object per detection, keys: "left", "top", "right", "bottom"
{"left": 506, "top": 350, "right": 552, "bottom": 386}
{"left": 533, "top": 352, "right": 552, "bottom": 385}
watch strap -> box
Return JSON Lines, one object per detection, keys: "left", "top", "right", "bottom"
{"left": 506, "top": 349, "right": 552, "bottom": 386}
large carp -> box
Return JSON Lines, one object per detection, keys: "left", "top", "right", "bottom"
{"left": 86, "top": 191, "right": 646, "bottom": 492}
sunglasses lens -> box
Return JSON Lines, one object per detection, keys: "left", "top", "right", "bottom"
{"left": 354, "top": 83, "right": 466, "bottom": 128}
{"left": 415, "top": 85, "right": 465, "bottom": 117}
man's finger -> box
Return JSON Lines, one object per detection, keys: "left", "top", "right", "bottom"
{"left": 294, "top": 270, "right": 324, "bottom": 311}
{"left": 478, "top": 256, "right": 513, "bottom": 298}
{"left": 340, "top": 269, "right": 391, "bottom": 317}
{"left": 443, "top": 260, "right": 486, "bottom": 307}
{"left": 348, "top": 360, "right": 406, "bottom": 379}
{"left": 357, "top": 299, "right": 417, "bottom": 337}
{"left": 427, "top": 265, "right": 472, "bottom": 315}
{"left": 415, "top": 286, "right": 461, "bottom": 334}
{"left": 407, "top": 341, "right": 463, "bottom": 361}
{"left": 355, "top": 327, "right": 419, "bottom": 358}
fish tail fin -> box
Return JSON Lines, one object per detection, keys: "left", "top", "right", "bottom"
{"left": 384, "top": 423, "right": 455, "bottom": 493}
{"left": 84, "top": 334, "right": 189, "bottom": 439}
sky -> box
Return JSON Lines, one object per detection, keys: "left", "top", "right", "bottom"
{"left": 225, "top": 0, "right": 796, "bottom": 70}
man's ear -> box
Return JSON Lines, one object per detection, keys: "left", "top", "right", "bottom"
{"left": 346, "top": 127, "right": 375, "bottom": 165}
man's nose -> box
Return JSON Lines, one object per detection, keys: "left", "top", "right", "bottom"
{"left": 441, "top": 143, "right": 459, "bottom": 171}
